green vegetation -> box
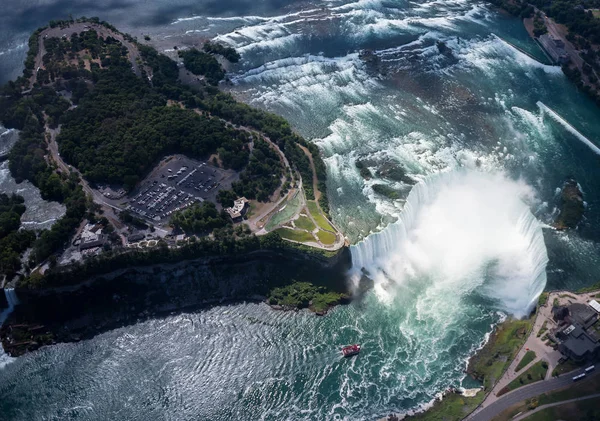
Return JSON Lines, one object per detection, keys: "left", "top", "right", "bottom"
{"left": 179, "top": 48, "right": 225, "bottom": 85}
{"left": 411, "top": 390, "right": 485, "bottom": 421}
{"left": 499, "top": 360, "right": 548, "bottom": 395}
{"left": 0, "top": 194, "right": 36, "bottom": 276}
{"left": 494, "top": 372, "right": 600, "bottom": 421}
{"left": 227, "top": 139, "right": 284, "bottom": 203}
{"left": 372, "top": 183, "right": 400, "bottom": 200}
{"left": 538, "top": 291, "right": 549, "bottom": 306}
{"left": 533, "top": 13, "right": 547, "bottom": 37}
{"left": 203, "top": 41, "right": 240, "bottom": 63}
{"left": 523, "top": 397, "right": 600, "bottom": 421}
{"left": 267, "top": 281, "right": 348, "bottom": 312}
{"left": 577, "top": 281, "right": 600, "bottom": 293}
{"left": 307, "top": 201, "right": 335, "bottom": 232}
{"left": 516, "top": 350, "right": 537, "bottom": 372}
{"left": 59, "top": 90, "right": 250, "bottom": 189}
{"left": 552, "top": 358, "right": 584, "bottom": 377}
{"left": 294, "top": 215, "right": 316, "bottom": 231}
{"left": 171, "top": 202, "right": 229, "bottom": 234}
{"left": 553, "top": 297, "right": 560, "bottom": 307}
{"left": 316, "top": 230, "right": 336, "bottom": 245}
{"left": 274, "top": 228, "right": 315, "bottom": 243}
{"left": 468, "top": 317, "right": 534, "bottom": 390}
{"left": 537, "top": 320, "right": 548, "bottom": 338}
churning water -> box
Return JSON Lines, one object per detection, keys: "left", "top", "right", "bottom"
{"left": 1, "top": 0, "right": 600, "bottom": 419}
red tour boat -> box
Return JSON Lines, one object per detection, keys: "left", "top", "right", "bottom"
{"left": 342, "top": 344, "right": 361, "bottom": 357}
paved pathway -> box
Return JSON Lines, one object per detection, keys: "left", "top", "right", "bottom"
{"left": 512, "top": 392, "right": 600, "bottom": 421}
{"left": 468, "top": 369, "right": 598, "bottom": 421}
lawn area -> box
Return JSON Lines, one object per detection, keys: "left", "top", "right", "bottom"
{"left": 523, "top": 396, "right": 600, "bottom": 421}
{"left": 468, "top": 317, "right": 534, "bottom": 390}
{"left": 536, "top": 321, "right": 548, "bottom": 338}
{"left": 410, "top": 390, "right": 485, "bottom": 421}
{"left": 516, "top": 350, "right": 537, "bottom": 372}
{"left": 537, "top": 292, "right": 549, "bottom": 306}
{"left": 294, "top": 215, "right": 315, "bottom": 231}
{"left": 266, "top": 191, "right": 302, "bottom": 230}
{"left": 577, "top": 281, "right": 600, "bottom": 293}
{"left": 593, "top": 9, "right": 600, "bottom": 19}
{"left": 307, "top": 201, "right": 335, "bottom": 232}
{"left": 275, "top": 228, "right": 315, "bottom": 243}
{"left": 316, "top": 229, "right": 336, "bottom": 245}
{"left": 493, "top": 369, "right": 600, "bottom": 421}
{"left": 552, "top": 358, "right": 585, "bottom": 377}
{"left": 499, "top": 360, "right": 548, "bottom": 396}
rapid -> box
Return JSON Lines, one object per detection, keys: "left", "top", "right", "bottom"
{"left": 1, "top": 0, "right": 600, "bottom": 419}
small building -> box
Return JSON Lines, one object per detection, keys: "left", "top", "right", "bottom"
{"left": 225, "top": 197, "right": 249, "bottom": 222}
{"left": 569, "top": 303, "right": 598, "bottom": 329}
{"left": 79, "top": 235, "right": 105, "bottom": 251}
{"left": 589, "top": 299, "right": 600, "bottom": 314}
{"left": 538, "top": 34, "right": 571, "bottom": 65}
{"left": 127, "top": 232, "right": 145, "bottom": 243}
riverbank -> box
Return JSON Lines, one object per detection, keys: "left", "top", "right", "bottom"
{"left": 1, "top": 246, "right": 352, "bottom": 357}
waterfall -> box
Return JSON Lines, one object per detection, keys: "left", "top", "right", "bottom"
{"left": 350, "top": 170, "right": 548, "bottom": 316}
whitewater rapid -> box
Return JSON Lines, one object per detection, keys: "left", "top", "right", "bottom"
{"left": 351, "top": 171, "right": 548, "bottom": 316}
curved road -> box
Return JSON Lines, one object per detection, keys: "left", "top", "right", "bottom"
{"left": 468, "top": 369, "right": 598, "bottom": 421}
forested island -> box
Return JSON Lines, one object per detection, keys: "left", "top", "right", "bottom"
{"left": 0, "top": 18, "right": 349, "bottom": 356}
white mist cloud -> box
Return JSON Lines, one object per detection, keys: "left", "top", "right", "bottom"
{"left": 351, "top": 170, "right": 548, "bottom": 317}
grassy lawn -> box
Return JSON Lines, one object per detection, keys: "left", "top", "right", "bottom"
{"left": 410, "top": 390, "right": 485, "bottom": 421}
{"left": 266, "top": 191, "right": 302, "bottom": 230}
{"left": 307, "top": 201, "right": 335, "bottom": 232}
{"left": 275, "top": 228, "right": 314, "bottom": 243}
{"left": 536, "top": 321, "right": 548, "bottom": 338}
{"left": 516, "top": 350, "right": 537, "bottom": 372}
{"left": 523, "top": 396, "right": 600, "bottom": 421}
{"left": 499, "top": 360, "right": 548, "bottom": 396}
{"left": 316, "top": 229, "right": 336, "bottom": 245}
{"left": 294, "top": 215, "right": 316, "bottom": 231}
{"left": 552, "top": 358, "right": 585, "bottom": 377}
{"left": 592, "top": 9, "right": 600, "bottom": 19}
{"left": 577, "top": 281, "right": 600, "bottom": 293}
{"left": 537, "top": 292, "right": 549, "bottom": 306}
{"left": 494, "top": 370, "right": 600, "bottom": 421}
{"left": 469, "top": 317, "right": 534, "bottom": 390}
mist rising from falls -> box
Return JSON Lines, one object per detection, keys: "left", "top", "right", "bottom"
{"left": 351, "top": 171, "right": 548, "bottom": 317}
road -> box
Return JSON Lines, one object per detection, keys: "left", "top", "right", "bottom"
{"left": 467, "top": 369, "right": 599, "bottom": 421}
{"left": 512, "top": 392, "right": 600, "bottom": 421}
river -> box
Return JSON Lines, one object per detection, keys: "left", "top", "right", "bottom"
{"left": 1, "top": 0, "right": 600, "bottom": 419}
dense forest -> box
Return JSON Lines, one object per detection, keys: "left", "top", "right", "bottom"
{"left": 203, "top": 41, "right": 241, "bottom": 63}
{"left": 0, "top": 194, "right": 36, "bottom": 277}
{"left": 171, "top": 202, "right": 229, "bottom": 234}
{"left": 1, "top": 17, "right": 332, "bottom": 278}
{"left": 179, "top": 48, "right": 226, "bottom": 85}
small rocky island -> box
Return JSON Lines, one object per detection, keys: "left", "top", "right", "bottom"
{"left": 554, "top": 178, "right": 585, "bottom": 230}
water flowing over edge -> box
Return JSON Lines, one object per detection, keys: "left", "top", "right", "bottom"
{"left": 349, "top": 170, "right": 548, "bottom": 317}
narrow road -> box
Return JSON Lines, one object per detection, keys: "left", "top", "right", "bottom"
{"left": 511, "top": 392, "right": 600, "bottom": 421}
{"left": 468, "top": 369, "right": 599, "bottom": 421}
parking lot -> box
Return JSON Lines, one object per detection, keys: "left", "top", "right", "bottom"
{"left": 124, "top": 156, "right": 238, "bottom": 223}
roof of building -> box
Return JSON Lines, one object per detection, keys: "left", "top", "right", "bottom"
{"left": 569, "top": 303, "right": 598, "bottom": 326}
{"left": 225, "top": 197, "right": 248, "bottom": 219}
{"left": 558, "top": 321, "right": 599, "bottom": 359}
{"left": 589, "top": 300, "right": 600, "bottom": 314}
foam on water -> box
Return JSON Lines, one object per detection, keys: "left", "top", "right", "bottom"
{"left": 351, "top": 171, "right": 548, "bottom": 316}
